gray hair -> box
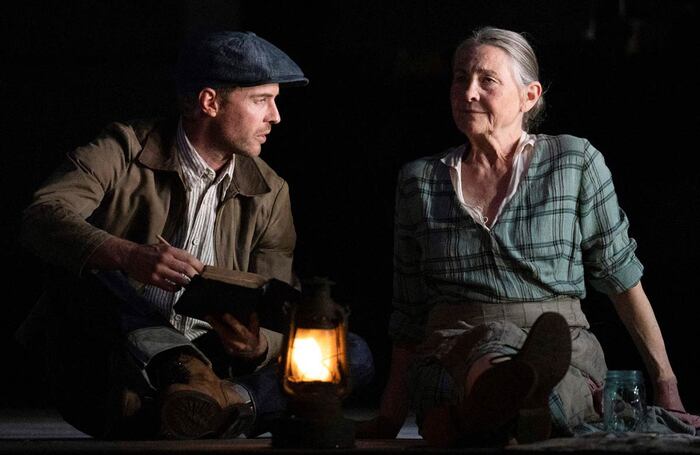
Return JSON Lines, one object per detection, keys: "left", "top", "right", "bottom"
{"left": 454, "top": 27, "right": 545, "bottom": 130}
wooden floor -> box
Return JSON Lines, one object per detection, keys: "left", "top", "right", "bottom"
{"left": 0, "top": 439, "right": 437, "bottom": 455}
{"left": 0, "top": 407, "right": 421, "bottom": 440}
{"left": 3, "top": 408, "right": 700, "bottom": 454}
{"left": 0, "top": 408, "right": 436, "bottom": 454}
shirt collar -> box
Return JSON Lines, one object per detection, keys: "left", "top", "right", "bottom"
{"left": 137, "top": 119, "right": 270, "bottom": 198}
{"left": 441, "top": 131, "right": 536, "bottom": 169}
{"left": 176, "top": 119, "right": 235, "bottom": 194}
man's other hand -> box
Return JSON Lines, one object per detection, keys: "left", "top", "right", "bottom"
{"left": 206, "top": 312, "right": 268, "bottom": 361}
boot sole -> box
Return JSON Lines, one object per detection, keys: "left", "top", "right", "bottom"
{"left": 160, "top": 390, "right": 233, "bottom": 439}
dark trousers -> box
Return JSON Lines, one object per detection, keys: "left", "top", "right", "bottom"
{"left": 40, "top": 271, "right": 375, "bottom": 439}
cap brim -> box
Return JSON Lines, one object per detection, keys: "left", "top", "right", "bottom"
{"left": 279, "top": 77, "right": 309, "bottom": 87}
{"left": 236, "top": 76, "right": 309, "bottom": 87}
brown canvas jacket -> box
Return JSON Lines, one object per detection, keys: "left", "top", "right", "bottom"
{"left": 18, "top": 118, "right": 296, "bottom": 359}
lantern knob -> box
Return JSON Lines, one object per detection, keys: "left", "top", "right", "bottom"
{"left": 296, "top": 277, "right": 348, "bottom": 328}
{"left": 302, "top": 276, "right": 335, "bottom": 298}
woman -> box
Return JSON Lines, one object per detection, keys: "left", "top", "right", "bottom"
{"left": 362, "top": 26, "right": 699, "bottom": 446}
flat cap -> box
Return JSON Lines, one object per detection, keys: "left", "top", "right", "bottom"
{"left": 175, "top": 31, "right": 308, "bottom": 95}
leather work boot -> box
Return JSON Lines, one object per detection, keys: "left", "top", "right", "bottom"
{"left": 103, "top": 349, "right": 159, "bottom": 439}
{"left": 513, "top": 312, "right": 572, "bottom": 443}
{"left": 155, "top": 351, "right": 254, "bottom": 439}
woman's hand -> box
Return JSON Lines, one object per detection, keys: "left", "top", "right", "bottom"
{"left": 355, "top": 344, "right": 415, "bottom": 439}
{"left": 610, "top": 283, "right": 700, "bottom": 429}
{"left": 355, "top": 415, "right": 406, "bottom": 439}
{"left": 654, "top": 377, "right": 700, "bottom": 428}
{"left": 655, "top": 376, "right": 684, "bottom": 411}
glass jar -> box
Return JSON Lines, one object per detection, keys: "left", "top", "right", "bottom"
{"left": 603, "top": 370, "right": 647, "bottom": 433}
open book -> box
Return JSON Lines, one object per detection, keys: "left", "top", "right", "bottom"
{"left": 173, "top": 265, "right": 300, "bottom": 332}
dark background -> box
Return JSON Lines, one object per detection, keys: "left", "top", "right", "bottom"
{"left": 2, "top": 0, "right": 699, "bottom": 413}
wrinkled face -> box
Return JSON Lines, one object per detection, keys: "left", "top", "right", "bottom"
{"left": 450, "top": 44, "right": 528, "bottom": 140}
{"left": 212, "top": 83, "right": 281, "bottom": 158}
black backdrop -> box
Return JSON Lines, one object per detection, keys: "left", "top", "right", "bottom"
{"left": 2, "top": 0, "right": 699, "bottom": 411}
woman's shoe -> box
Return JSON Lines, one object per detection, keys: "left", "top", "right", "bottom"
{"left": 513, "top": 312, "right": 572, "bottom": 443}
{"left": 456, "top": 358, "right": 537, "bottom": 446}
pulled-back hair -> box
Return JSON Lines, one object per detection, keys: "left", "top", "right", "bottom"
{"left": 454, "top": 27, "right": 545, "bottom": 130}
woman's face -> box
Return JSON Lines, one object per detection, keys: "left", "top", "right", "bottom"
{"left": 450, "top": 44, "right": 532, "bottom": 141}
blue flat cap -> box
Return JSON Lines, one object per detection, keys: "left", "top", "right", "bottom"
{"left": 175, "top": 31, "right": 308, "bottom": 95}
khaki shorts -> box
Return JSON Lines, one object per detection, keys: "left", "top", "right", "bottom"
{"left": 410, "top": 300, "right": 607, "bottom": 434}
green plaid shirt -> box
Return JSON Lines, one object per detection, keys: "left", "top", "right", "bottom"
{"left": 390, "top": 134, "right": 643, "bottom": 343}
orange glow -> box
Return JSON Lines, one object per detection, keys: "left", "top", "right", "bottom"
{"left": 288, "top": 328, "right": 342, "bottom": 383}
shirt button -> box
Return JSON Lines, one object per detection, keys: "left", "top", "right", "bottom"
{"left": 191, "top": 239, "right": 199, "bottom": 246}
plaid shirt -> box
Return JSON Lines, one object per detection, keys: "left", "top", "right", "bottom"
{"left": 389, "top": 134, "right": 643, "bottom": 343}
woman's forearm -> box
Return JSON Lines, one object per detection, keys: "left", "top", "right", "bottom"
{"left": 610, "top": 282, "right": 676, "bottom": 382}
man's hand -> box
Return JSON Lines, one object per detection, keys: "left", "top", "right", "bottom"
{"left": 206, "top": 312, "right": 268, "bottom": 361}
{"left": 126, "top": 242, "right": 204, "bottom": 291}
{"left": 88, "top": 237, "right": 204, "bottom": 292}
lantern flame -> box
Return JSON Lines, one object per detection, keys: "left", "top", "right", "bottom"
{"left": 289, "top": 328, "right": 341, "bottom": 383}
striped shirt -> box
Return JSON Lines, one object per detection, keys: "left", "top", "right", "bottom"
{"left": 389, "top": 134, "right": 644, "bottom": 343}
{"left": 142, "top": 120, "right": 235, "bottom": 340}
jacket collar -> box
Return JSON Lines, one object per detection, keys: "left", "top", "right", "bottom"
{"left": 138, "top": 119, "right": 180, "bottom": 172}
{"left": 138, "top": 118, "right": 271, "bottom": 197}
{"left": 228, "top": 155, "right": 270, "bottom": 197}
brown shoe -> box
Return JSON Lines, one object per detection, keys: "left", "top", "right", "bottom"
{"left": 513, "top": 312, "right": 572, "bottom": 443}
{"left": 157, "top": 353, "right": 251, "bottom": 439}
{"left": 455, "top": 358, "right": 537, "bottom": 446}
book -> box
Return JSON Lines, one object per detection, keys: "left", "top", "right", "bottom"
{"left": 173, "top": 265, "right": 300, "bottom": 332}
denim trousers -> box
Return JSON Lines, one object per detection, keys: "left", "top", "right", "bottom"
{"left": 41, "top": 270, "right": 374, "bottom": 438}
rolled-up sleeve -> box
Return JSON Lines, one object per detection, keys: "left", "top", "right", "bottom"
{"left": 578, "top": 142, "right": 644, "bottom": 295}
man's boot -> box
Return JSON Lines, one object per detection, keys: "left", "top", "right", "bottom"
{"left": 152, "top": 349, "right": 254, "bottom": 439}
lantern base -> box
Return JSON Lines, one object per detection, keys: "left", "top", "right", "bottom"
{"left": 271, "top": 413, "right": 355, "bottom": 449}
{"left": 271, "top": 393, "right": 355, "bottom": 449}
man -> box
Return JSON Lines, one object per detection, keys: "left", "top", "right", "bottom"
{"left": 15, "top": 30, "right": 373, "bottom": 440}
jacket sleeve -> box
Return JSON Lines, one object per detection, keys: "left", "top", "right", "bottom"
{"left": 248, "top": 180, "right": 296, "bottom": 368}
{"left": 249, "top": 180, "right": 297, "bottom": 287}
{"left": 21, "top": 123, "right": 135, "bottom": 276}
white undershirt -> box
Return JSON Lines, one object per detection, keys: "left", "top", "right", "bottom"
{"left": 440, "top": 132, "right": 536, "bottom": 230}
